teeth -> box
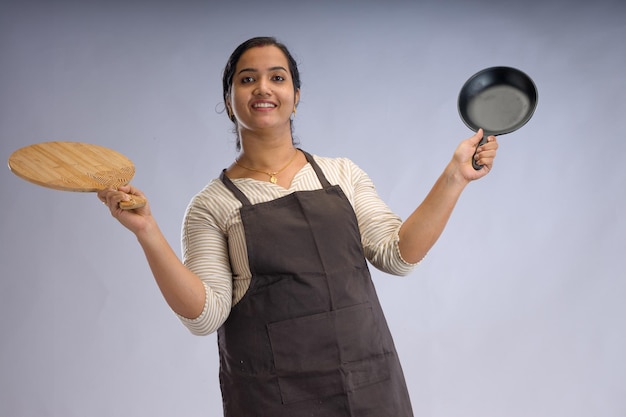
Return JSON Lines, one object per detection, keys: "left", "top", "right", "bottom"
{"left": 253, "top": 103, "right": 276, "bottom": 108}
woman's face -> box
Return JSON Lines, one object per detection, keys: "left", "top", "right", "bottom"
{"left": 228, "top": 45, "right": 299, "bottom": 135}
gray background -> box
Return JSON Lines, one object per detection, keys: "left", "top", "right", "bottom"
{"left": 1, "top": 0, "right": 624, "bottom": 416}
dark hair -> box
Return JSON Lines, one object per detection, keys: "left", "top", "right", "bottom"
{"left": 222, "top": 36, "right": 301, "bottom": 150}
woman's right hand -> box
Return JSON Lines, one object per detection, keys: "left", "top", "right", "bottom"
{"left": 97, "top": 184, "right": 153, "bottom": 235}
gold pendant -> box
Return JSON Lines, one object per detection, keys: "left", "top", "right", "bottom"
{"left": 269, "top": 175, "right": 278, "bottom": 184}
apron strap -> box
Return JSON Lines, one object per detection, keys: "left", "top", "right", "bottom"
{"left": 220, "top": 170, "right": 252, "bottom": 206}
{"left": 301, "top": 150, "right": 332, "bottom": 188}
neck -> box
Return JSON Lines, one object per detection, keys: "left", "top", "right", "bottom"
{"left": 238, "top": 146, "right": 296, "bottom": 170}
{"left": 238, "top": 133, "right": 296, "bottom": 169}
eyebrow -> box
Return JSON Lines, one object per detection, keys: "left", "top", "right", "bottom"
{"left": 237, "top": 66, "right": 288, "bottom": 75}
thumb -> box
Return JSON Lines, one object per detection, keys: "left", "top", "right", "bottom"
{"left": 469, "top": 128, "right": 484, "bottom": 146}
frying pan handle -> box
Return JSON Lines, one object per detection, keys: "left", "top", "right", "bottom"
{"left": 472, "top": 134, "right": 488, "bottom": 170}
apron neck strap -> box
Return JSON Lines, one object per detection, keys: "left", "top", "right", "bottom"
{"left": 301, "top": 150, "right": 331, "bottom": 188}
{"left": 220, "top": 170, "right": 252, "bottom": 206}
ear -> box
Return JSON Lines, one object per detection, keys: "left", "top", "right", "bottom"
{"left": 225, "top": 96, "right": 235, "bottom": 121}
{"left": 294, "top": 88, "right": 300, "bottom": 108}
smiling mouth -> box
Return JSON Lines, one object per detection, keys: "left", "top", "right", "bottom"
{"left": 252, "top": 102, "right": 276, "bottom": 108}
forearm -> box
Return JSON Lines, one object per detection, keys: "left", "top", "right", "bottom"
{"left": 135, "top": 218, "right": 206, "bottom": 319}
{"left": 398, "top": 162, "right": 469, "bottom": 263}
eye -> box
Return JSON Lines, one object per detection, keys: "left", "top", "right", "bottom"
{"left": 241, "top": 76, "right": 255, "bottom": 84}
{"left": 272, "top": 74, "right": 286, "bottom": 82}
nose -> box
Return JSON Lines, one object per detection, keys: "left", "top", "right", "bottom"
{"left": 254, "top": 79, "right": 271, "bottom": 96}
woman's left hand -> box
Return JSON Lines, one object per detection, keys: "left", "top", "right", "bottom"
{"left": 452, "top": 128, "right": 499, "bottom": 182}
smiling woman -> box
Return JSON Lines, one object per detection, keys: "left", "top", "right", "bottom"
{"left": 222, "top": 37, "right": 302, "bottom": 152}
{"left": 97, "top": 36, "right": 498, "bottom": 417}
{"left": 226, "top": 45, "right": 299, "bottom": 146}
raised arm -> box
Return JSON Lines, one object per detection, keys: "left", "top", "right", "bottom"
{"left": 398, "top": 129, "right": 498, "bottom": 263}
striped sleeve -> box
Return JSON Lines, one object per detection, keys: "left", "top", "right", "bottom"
{"left": 178, "top": 181, "right": 238, "bottom": 335}
{"left": 316, "top": 157, "right": 418, "bottom": 276}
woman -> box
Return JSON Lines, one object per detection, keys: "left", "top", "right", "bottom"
{"left": 99, "top": 36, "right": 498, "bottom": 417}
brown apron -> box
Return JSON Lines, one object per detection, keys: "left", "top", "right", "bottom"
{"left": 217, "top": 151, "right": 413, "bottom": 417}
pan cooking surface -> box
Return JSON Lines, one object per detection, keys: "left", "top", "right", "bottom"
{"left": 466, "top": 84, "right": 533, "bottom": 134}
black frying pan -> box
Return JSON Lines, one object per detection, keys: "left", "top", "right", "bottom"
{"left": 458, "top": 66, "right": 538, "bottom": 169}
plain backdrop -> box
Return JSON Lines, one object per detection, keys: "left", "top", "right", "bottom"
{"left": 1, "top": 0, "right": 625, "bottom": 416}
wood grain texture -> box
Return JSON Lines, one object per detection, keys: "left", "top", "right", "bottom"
{"left": 8, "top": 141, "right": 146, "bottom": 209}
{"left": 8, "top": 142, "right": 136, "bottom": 192}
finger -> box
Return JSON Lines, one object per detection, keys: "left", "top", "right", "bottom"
{"left": 485, "top": 135, "right": 498, "bottom": 147}
{"left": 475, "top": 146, "right": 496, "bottom": 161}
{"left": 112, "top": 184, "right": 148, "bottom": 210}
{"left": 118, "top": 185, "right": 141, "bottom": 206}
{"left": 117, "top": 184, "right": 132, "bottom": 193}
{"left": 99, "top": 187, "right": 125, "bottom": 208}
{"left": 476, "top": 154, "right": 495, "bottom": 165}
{"left": 476, "top": 136, "right": 498, "bottom": 153}
{"left": 98, "top": 188, "right": 116, "bottom": 205}
{"left": 97, "top": 190, "right": 107, "bottom": 203}
{"left": 119, "top": 184, "right": 144, "bottom": 198}
{"left": 476, "top": 148, "right": 497, "bottom": 165}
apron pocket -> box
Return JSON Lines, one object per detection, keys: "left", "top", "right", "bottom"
{"left": 267, "top": 302, "right": 389, "bottom": 404}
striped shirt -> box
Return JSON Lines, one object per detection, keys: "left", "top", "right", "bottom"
{"left": 178, "top": 154, "right": 418, "bottom": 335}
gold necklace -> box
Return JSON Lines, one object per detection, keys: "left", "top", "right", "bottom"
{"left": 235, "top": 149, "right": 299, "bottom": 184}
